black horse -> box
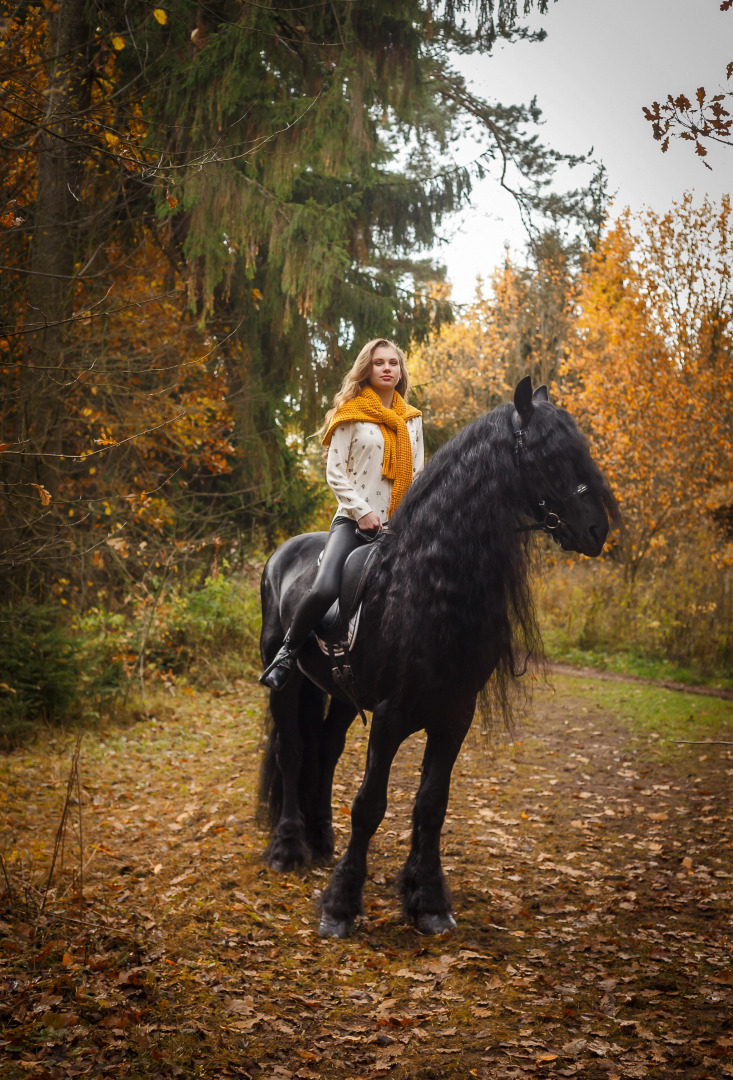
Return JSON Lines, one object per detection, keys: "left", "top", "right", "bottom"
{"left": 258, "top": 378, "right": 618, "bottom": 937}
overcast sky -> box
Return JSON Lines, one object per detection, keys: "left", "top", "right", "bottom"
{"left": 436, "top": 0, "right": 732, "bottom": 303}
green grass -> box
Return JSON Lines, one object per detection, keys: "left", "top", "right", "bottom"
{"left": 543, "top": 636, "right": 733, "bottom": 691}
{"left": 548, "top": 672, "right": 733, "bottom": 748}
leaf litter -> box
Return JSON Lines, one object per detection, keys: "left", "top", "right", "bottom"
{"left": 1, "top": 674, "right": 731, "bottom": 1079}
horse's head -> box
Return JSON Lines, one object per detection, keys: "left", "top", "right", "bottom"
{"left": 512, "top": 376, "right": 617, "bottom": 558}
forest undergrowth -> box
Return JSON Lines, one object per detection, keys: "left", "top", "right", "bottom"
{"left": 1, "top": 673, "right": 732, "bottom": 1080}
{"left": 3, "top": 531, "right": 731, "bottom": 754}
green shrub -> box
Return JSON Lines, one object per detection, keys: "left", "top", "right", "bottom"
{"left": 0, "top": 567, "right": 264, "bottom": 745}
{"left": 0, "top": 604, "right": 83, "bottom": 747}
{"left": 143, "top": 570, "right": 262, "bottom": 684}
{"left": 0, "top": 603, "right": 133, "bottom": 748}
{"left": 74, "top": 608, "right": 131, "bottom": 705}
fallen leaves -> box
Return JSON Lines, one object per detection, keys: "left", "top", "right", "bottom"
{"left": 1, "top": 682, "right": 732, "bottom": 1080}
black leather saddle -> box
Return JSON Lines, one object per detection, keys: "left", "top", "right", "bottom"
{"left": 316, "top": 539, "right": 382, "bottom": 645}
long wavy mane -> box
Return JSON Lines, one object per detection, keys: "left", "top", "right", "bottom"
{"left": 363, "top": 399, "right": 617, "bottom": 733}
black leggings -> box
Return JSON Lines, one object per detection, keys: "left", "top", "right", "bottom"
{"left": 287, "top": 516, "right": 369, "bottom": 649}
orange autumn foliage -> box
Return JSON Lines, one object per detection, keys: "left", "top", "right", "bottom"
{"left": 411, "top": 238, "right": 576, "bottom": 435}
{"left": 0, "top": 6, "right": 239, "bottom": 596}
{"left": 560, "top": 195, "right": 733, "bottom": 576}
{"left": 58, "top": 234, "right": 237, "bottom": 547}
{"left": 410, "top": 281, "right": 510, "bottom": 432}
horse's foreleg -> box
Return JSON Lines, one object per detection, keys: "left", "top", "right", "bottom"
{"left": 265, "top": 676, "right": 313, "bottom": 872}
{"left": 400, "top": 708, "right": 473, "bottom": 934}
{"left": 319, "top": 705, "right": 404, "bottom": 938}
{"left": 307, "top": 696, "right": 356, "bottom": 864}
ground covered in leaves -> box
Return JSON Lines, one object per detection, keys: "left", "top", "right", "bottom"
{"left": 1, "top": 673, "right": 732, "bottom": 1080}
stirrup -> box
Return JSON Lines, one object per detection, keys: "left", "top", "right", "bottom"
{"left": 259, "top": 637, "right": 298, "bottom": 691}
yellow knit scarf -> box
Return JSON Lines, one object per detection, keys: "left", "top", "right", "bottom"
{"left": 322, "top": 386, "right": 422, "bottom": 516}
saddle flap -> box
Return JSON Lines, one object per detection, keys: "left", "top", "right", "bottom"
{"left": 317, "top": 541, "right": 381, "bottom": 643}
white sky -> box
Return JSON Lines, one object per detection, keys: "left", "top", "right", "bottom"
{"left": 436, "top": 0, "right": 732, "bottom": 303}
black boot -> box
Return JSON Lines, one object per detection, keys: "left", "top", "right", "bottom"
{"left": 259, "top": 634, "right": 298, "bottom": 691}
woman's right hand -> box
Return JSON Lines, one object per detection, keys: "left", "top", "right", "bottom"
{"left": 357, "top": 511, "right": 382, "bottom": 533}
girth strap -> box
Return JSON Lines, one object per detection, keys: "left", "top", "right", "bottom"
{"left": 326, "top": 640, "right": 368, "bottom": 727}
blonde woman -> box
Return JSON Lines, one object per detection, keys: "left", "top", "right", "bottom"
{"left": 260, "top": 338, "right": 424, "bottom": 690}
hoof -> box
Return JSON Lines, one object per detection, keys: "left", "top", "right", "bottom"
{"left": 415, "top": 911, "right": 457, "bottom": 935}
{"left": 318, "top": 913, "right": 353, "bottom": 938}
{"left": 269, "top": 855, "right": 301, "bottom": 873}
{"left": 266, "top": 836, "right": 310, "bottom": 873}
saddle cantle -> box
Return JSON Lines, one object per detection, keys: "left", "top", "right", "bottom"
{"left": 315, "top": 539, "right": 382, "bottom": 646}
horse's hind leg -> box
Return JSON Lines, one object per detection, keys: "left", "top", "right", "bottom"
{"left": 400, "top": 706, "right": 474, "bottom": 934}
{"left": 306, "top": 695, "right": 356, "bottom": 864}
{"left": 264, "top": 675, "right": 316, "bottom": 872}
{"left": 319, "top": 703, "right": 405, "bottom": 938}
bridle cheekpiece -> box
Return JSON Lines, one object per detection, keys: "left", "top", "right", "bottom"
{"left": 512, "top": 409, "right": 589, "bottom": 535}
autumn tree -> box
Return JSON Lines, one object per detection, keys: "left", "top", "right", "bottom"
{"left": 559, "top": 194, "right": 733, "bottom": 578}
{"left": 410, "top": 228, "right": 585, "bottom": 439}
{"left": 146, "top": 0, "right": 597, "bottom": 499}
{"left": 0, "top": 2, "right": 246, "bottom": 599}
{"left": 0, "top": 0, "right": 598, "bottom": 600}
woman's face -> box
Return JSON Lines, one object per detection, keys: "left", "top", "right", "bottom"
{"left": 368, "top": 345, "right": 402, "bottom": 397}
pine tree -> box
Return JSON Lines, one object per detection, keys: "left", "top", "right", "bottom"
{"left": 0, "top": 0, "right": 594, "bottom": 594}
{"left": 142, "top": 0, "right": 591, "bottom": 508}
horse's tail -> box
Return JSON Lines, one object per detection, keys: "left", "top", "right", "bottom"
{"left": 257, "top": 677, "right": 328, "bottom": 832}
{"left": 257, "top": 721, "right": 282, "bottom": 830}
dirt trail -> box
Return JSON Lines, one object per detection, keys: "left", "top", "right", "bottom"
{"left": 548, "top": 663, "right": 733, "bottom": 701}
{"left": 1, "top": 674, "right": 732, "bottom": 1080}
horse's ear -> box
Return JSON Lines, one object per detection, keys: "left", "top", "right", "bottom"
{"left": 533, "top": 384, "right": 549, "bottom": 403}
{"left": 514, "top": 376, "right": 534, "bottom": 425}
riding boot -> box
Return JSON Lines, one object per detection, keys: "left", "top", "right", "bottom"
{"left": 259, "top": 633, "right": 299, "bottom": 691}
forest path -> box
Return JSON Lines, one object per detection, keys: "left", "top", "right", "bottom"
{"left": 1, "top": 672, "right": 732, "bottom": 1080}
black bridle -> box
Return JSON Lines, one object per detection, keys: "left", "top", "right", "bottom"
{"left": 512, "top": 410, "right": 590, "bottom": 535}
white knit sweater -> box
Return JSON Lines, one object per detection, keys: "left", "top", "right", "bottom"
{"left": 325, "top": 417, "right": 424, "bottom": 524}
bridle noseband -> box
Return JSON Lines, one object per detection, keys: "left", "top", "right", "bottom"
{"left": 512, "top": 410, "right": 589, "bottom": 535}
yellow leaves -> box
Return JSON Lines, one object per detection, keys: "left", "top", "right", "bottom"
{"left": 104, "top": 131, "right": 120, "bottom": 146}
{"left": 153, "top": 8, "right": 168, "bottom": 25}
{"left": 111, "top": 34, "right": 125, "bottom": 50}
{"left": 562, "top": 196, "right": 733, "bottom": 572}
{"left": 409, "top": 280, "right": 511, "bottom": 431}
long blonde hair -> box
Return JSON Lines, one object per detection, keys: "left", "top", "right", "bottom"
{"left": 320, "top": 338, "right": 410, "bottom": 437}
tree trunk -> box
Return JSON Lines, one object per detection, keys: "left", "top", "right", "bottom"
{"left": 6, "top": 0, "right": 91, "bottom": 581}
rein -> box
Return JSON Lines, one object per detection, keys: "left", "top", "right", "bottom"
{"left": 511, "top": 410, "right": 589, "bottom": 534}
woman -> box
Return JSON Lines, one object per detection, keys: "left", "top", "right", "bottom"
{"left": 260, "top": 337, "right": 423, "bottom": 690}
